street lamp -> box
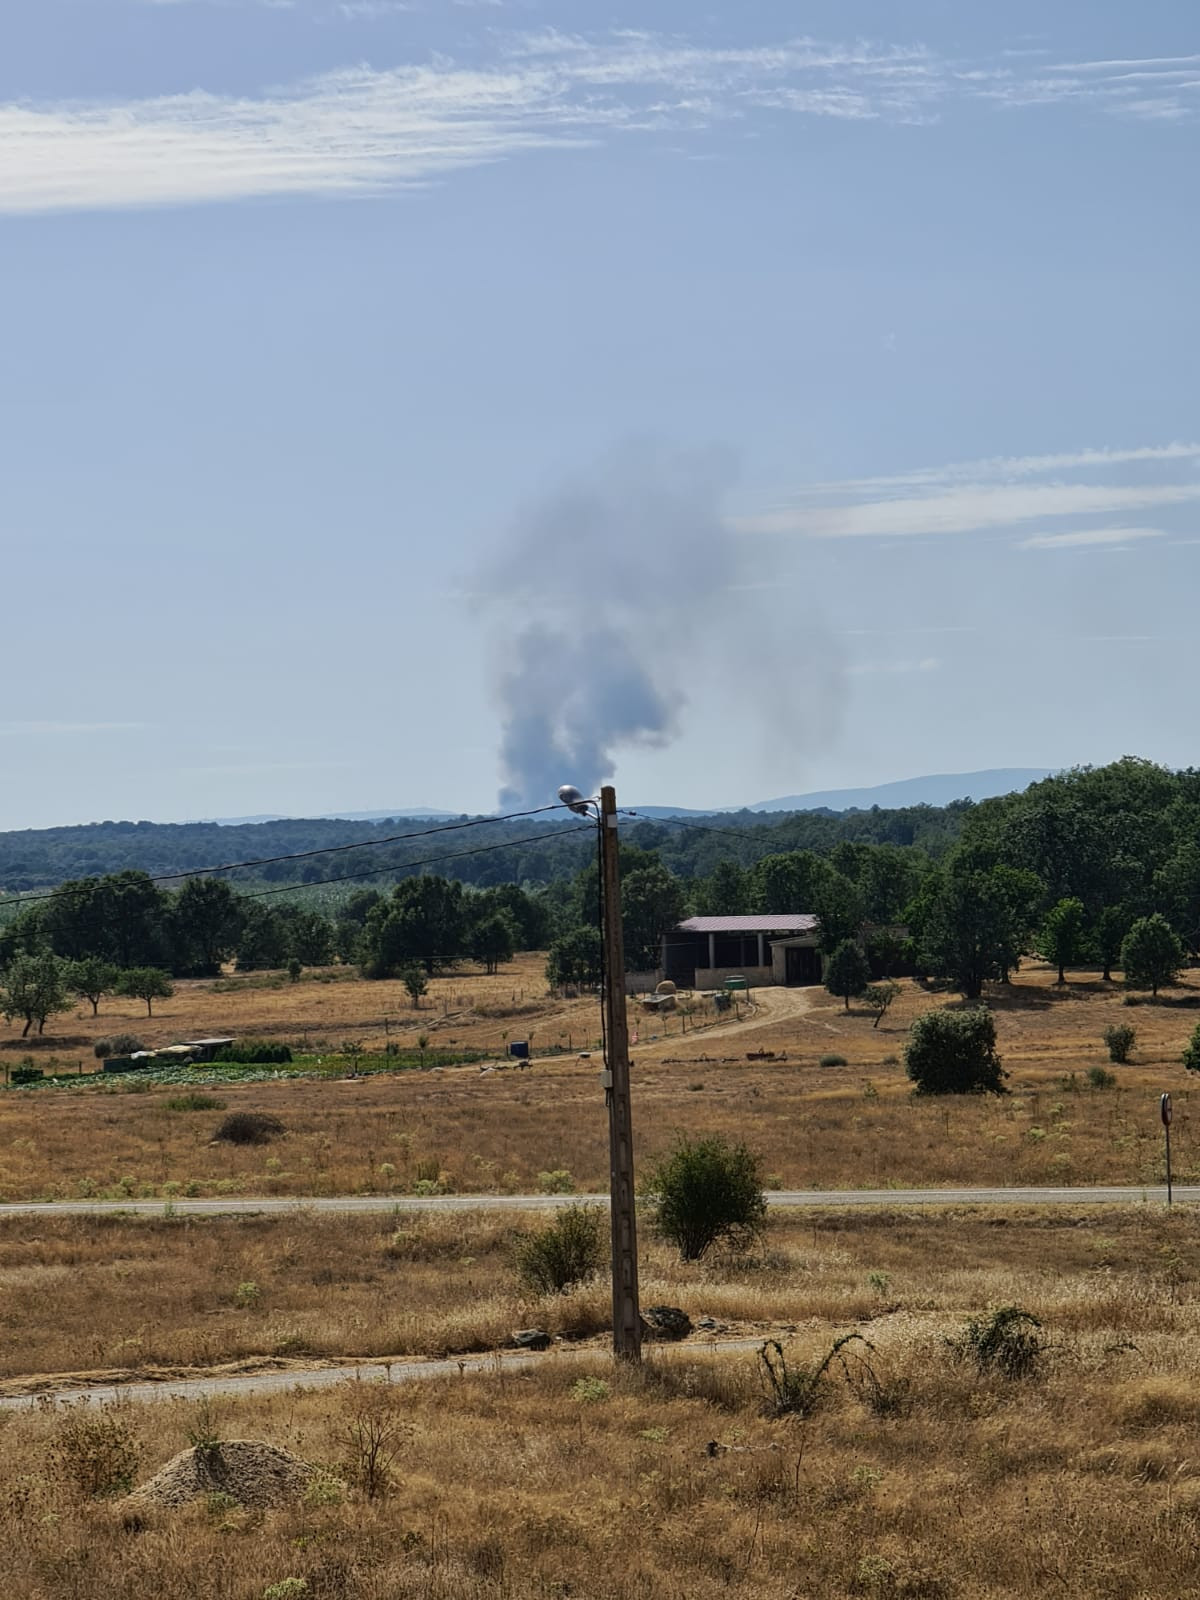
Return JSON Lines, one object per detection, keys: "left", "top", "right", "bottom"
{"left": 557, "top": 782, "right": 642, "bottom": 1363}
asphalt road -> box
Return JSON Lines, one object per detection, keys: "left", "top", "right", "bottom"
{"left": 0, "top": 1185, "right": 1187, "bottom": 1219}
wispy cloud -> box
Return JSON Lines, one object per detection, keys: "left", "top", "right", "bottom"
{"left": 738, "top": 441, "right": 1200, "bottom": 548}
{"left": 2, "top": 29, "right": 1197, "bottom": 215}
{"left": 739, "top": 483, "right": 1200, "bottom": 539}
{"left": 0, "top": 721, "right": 145, "bottom": 735}
{"left": 848, "top": 657, "right": 941, "bottom": 676}
{"left": 1019, "top": 526, "right": 1166, "bottom": 551}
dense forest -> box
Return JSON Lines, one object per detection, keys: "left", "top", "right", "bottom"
{"left": 2, "top": 761, "right": 1200, "bottom": 1035}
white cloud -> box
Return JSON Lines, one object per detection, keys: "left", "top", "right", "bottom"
{"left": 2, "top": 29, "right": 1198, "bottom": 215}
{"left": 1019, "top": 526, "right": 1166, "bottom": 550}
{"left": 738, "top": 483, "right": 1200, "bottom": 539}
{"left": 848, "top": 657, "right": 941, "bottom": 676}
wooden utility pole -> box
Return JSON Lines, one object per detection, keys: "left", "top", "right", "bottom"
{"left": 599, "top": 784, "right": 642, "bottom": 1362}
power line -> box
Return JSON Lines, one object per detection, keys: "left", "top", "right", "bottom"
{"left": 0, "top": 803, "right": 574, "bottom": 911}
{"left": 237, "top": 824, "right": 597, "bottom": 902}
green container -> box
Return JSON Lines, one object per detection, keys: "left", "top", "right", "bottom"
{"left": 724, "top": 976, "right": 749, "bottom": 992}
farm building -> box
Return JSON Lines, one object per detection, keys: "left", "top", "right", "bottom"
{"left": 661, "top": 915, "right": 822, "bottom": 989}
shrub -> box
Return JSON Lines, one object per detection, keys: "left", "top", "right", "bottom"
{"left": 11, "top": 1064, "right": 44, "bottom": 1085}
{"left": 213, "top": 1111, "right": 285, "bottom": 1146}
{"left": 1087, "top": 1066, "right": 1117, "bottom": 1090}
{"left": 166, "top": 1093, "right": 227, "bottom": 1112}
{"left": 862, "top": 981, "right": 901, "bottom": 1028}
{"left": 49, "top": 1403, "right": 140, "bottom": 1499}
{"left": 646, "top": 1136, "right": 767, "bottom": 1262}
{"left": 949, "top": 1305, "right": 1043, "bottom": 1378}
{"left": 211, "top": 1040, "right": 293, "bottom": 1065}
{"left": 1183, "top": 1024, "right": 1200, "bottom": 1075}
{"left": 94, "top": 1034, "right": 143, "bottom": 1060}
{"left": 1103, "top": 1023, "right": 1136, "bottom": 1064}
{"left": 905, "top": 1008, "right": 1006, "bottom": 1096}
{"left": 758, "top": 1333, "right": 877, "bottom": 1418}
{"left": 536, "top": 1169, "right": 575, "bottom": 1194}
{"left": 286, "top": 958, "right": 303, "bottom": 984}
{"left": 819, "top": 1053, "right": 848, "bottom": 1068}
{"left": 513, "top": 1204, "right": 606, "bottom": 1295}
{"left": 338, "top": 1379, "right": 410, "bottom": 1501}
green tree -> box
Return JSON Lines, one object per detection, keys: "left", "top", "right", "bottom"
{"left": 905, "top": 1007, "right": 1006, "bottom": 1095}
{"left": 1120, "top": 913, "right": 1184, "bottom": 996}
{"left": 1, "top": 951, "right": 73, "bottom": 1037}
{"left": 862, "top": 980, "right": 901, "bottom": 1029}
{"left": 170, "top": 877, "right": 244, "bottom": 976}
{"left": 1095, "top": 905, "right": 1131, "bottom": 983}
{"left": 401, "top": 964, "right": 428, "bottom": 1008}
{"left": 914, "top": 858, "right": 1042, "bottom": 1000}
{"left": 694, "top": 860, "right": 750, "bottom": 916}
{"left": 1182, "top": 1024, "right": 1200, "bottom": 1075}
{"left": 361, "top": 876, "right": 466, "bottom": 977}
{"left": 748, "top": 850, "right": 826, "bottom": 915}
{"left": 66, "top": 956, "right": 119, "bottom": 1017}
{"left": 118, "top": 967, "right": 174, "bottom": 1017}
{"left": 545, "top": 927, "right": 603, "bottom": 989}
{"left": 813, "top": 871, "right": 864, "bottom": 956}
{"left": 1038, "top": 897, "right": 1086, "bottom": 984}
{"left": 824, "top": 939, "right": 870, "bottom": 1011}
{"left": 42, "top": 871, "right": 168, "bottom": 968}
{"left": 286, "top": 956, "right": 303, "bottom": 984}
{"left": 621, "top": 862, "right": 686, "bottom": 971}
{"left": 646, "top": 1136, "right": 767, "bottom": 1261}
{"left": 470, "top": 912, "right": 517, "bottom": 976}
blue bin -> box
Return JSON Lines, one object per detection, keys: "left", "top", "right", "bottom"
{"left": 508, "top": 1041, "right": 530, "bottom": 1060}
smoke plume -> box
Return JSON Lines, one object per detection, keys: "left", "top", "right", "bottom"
{"left": 477, "top": 441, "right": 839, "bottom": 809}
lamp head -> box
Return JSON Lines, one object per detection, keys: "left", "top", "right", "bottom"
{"left": 557, "top": 784, "right": 592, "bottom": 817}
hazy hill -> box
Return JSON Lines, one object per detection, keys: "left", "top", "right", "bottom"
{"left": 749, "top": 769, "right": 1052, "bottom": 813}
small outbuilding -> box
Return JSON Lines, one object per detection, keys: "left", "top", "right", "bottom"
{"left": 661, "top": 915, "right": 821, "bottom": 989}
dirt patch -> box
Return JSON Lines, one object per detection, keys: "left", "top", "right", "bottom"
{"left": 126, "top": 1439, "right": 330, "bottom": 1509}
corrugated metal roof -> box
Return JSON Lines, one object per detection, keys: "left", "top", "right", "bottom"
{"left": 675, "top": 915, "right": 818, "bottom": 934}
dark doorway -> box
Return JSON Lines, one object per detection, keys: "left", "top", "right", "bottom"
{"left": 784, "top": 946, "right": 822, "bottom": 986}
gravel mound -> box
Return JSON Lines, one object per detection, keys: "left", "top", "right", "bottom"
{"left": 126, "top": 1440, "right": 326, "bottom": 1510}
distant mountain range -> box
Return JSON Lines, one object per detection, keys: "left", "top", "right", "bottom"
{"left": 745, "top": 768, "right": 1053, "bottom": 814}
{"left": 203, "top": 770, "right": 1051, "bottom": 827}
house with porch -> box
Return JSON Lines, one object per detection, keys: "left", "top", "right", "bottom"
{"left": 660, "top": 914, "right": 822, "bottom": 990}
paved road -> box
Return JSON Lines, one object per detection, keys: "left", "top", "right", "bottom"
{"left": 0, "top": 1337, "right": 770, "bottom": 1412}
{"left": 0, "top": 1185, "right": 1186, "bottom": 1219}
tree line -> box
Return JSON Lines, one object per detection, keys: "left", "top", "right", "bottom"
{"left": 4, "top": 760, "right": 1200, "bottom": 1019}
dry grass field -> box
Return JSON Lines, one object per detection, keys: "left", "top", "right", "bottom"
{"left": 4, "top": 1205, "right": 1200, "bottom": 1598}
{"left": 1, "top": 957, "right": 1198, "bottom": 1201}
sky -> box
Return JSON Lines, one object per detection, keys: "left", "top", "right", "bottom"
{"left": 1, "top": 0, "right": 1197, "bottom": 827}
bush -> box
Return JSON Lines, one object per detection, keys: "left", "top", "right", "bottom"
{"left": 949, "top": 1305, "right": 1043, "bottom": 1378}
{"left": 513, "top": 1204, "right": 606, "bottom": 1295}
{"left": 1087, "top": 1066, "right": 1117, "bottom": 1090}
{"left": 11, "top": 1063, "right": 44, "bottom": 1085}
{"left": 213, "top": 1111, "right": 285, "bottom": 1146}
{"left": 211, "top": 1040, "right": 293, "bottom": 1065}
{"left": 49, "top": 1403, "right": 141, "bottom": 1499}
{"left": 94, "top": 1034, "right": 143, "bottom": 1060}
{"left": 1103, "top": 1023, "right": 1137, "bottom": 1063}
{"left": 536, "top": 1169, "right": 575, "bottom": 1194}
{"left": 905, "top": 1008, "right": 1006, "bottom": 1096}
{"left": 819, "top": 1053, "right": 848, "bottom": 1068}
{"left": 166, "top": 1093, "right": 227, "bottom": 1112}
{"left": 1120, "top": 914, "right": 1184, "bottom": 996}
{"left": 758, "top": 1333, "right": 877, "bottom": 1418}
{"left": 1183, "top": 1024, "right": 1200, "bottom": 1075}
{"left": 646, "top": 1136, "right": 767, "bottom": 1262}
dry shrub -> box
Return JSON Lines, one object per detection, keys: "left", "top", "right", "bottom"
{"left": 213, "top": 1111, "right": 285, "bottom": 1146}
{"left": 336, "top": 1379, "right": 410, "bottom": 1500}
{"left": 512, "top": 1204, "right": 605, "bottom": 1295}
{"left": 48, "top": 1402, "right": 140, "bottom": 1500}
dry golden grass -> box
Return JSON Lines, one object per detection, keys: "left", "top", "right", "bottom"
{"left": 5, "top": 1204, "right": 1200, "bottom": 1597}
{"left": 2, "top": 959, "right": 1199, "bottom": 1201}
{"left": 0, "top": 1206, "right": 1194, "bottom": 1390}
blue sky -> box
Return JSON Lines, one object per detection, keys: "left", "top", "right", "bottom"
{"left": 2, "top": 0, "right": 1197, "bottom": 825}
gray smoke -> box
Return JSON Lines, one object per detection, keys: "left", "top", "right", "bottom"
{"left": 478, "top": 440, "right": 838, "bottom": 809}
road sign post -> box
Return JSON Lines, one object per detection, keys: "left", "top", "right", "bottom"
{"left": 1161, "top": 1092, "right": 1173, "bottom": 1207}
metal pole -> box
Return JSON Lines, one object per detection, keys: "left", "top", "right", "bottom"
{"left": 598, "top": 784, "right": 642, "bottom": 1362}
{"left": 1162, "top": 1092, "right": 1174, "bottom": 1207}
